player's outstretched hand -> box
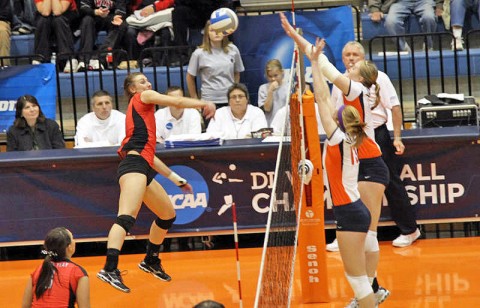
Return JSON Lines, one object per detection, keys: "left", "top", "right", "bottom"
{"left": 279, "top": 12, "right": 296, "bottom": 39}
{"left": 202, "top": 102, "right": 216, "bottom": 119}
{"left": 307, "top": 38, "right": 326, "bottom": 61}
{"left": 180, "top": 183, "right": 193, "bottom": 194}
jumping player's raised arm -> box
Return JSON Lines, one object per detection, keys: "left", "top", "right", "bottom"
{"left": 308, "top": 39, "right": 338, "bottom": 137}
{"left": 279, "top": 12, "right": 350, "bottom": 95}
{"left": 141, "top": 90, "right": 216, "bottom": 119}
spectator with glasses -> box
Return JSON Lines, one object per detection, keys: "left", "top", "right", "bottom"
{"left": 207, "top": 83, "right": 267, "bottom": 139}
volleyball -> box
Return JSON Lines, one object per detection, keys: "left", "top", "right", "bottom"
{"left": 210, "top": 8, "right": 239, "bottom": 36}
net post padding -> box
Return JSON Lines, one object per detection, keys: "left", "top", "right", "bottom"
{"left": 291, "top": 91, "right": 330, "bottom": 303}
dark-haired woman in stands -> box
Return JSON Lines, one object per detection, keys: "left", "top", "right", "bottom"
{"left": 7, "top": 95, "right": 65, "bottom": 151}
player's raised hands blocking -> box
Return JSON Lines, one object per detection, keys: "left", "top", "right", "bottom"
{"left": 307, "top": 38, "right": 327, "bottom": 61}
{"left": 279, "top": 12, "right": 316, "bottom": 58}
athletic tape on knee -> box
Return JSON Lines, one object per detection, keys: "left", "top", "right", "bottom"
{"left": 116, "top": 215, "right": 136, "bottom": 233}
{"left": 346, "top": 274, "right": 373, "bottom": 300}
{"left": 365, "top": 230, "right": 379, "bottom": 252}
{"left": 155, "top": 216, "right": 176, "bottom": 230}
{"left": 318, "top": 53, "right": 342, "bottom": 83}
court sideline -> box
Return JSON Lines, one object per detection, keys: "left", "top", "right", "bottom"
{"left": 1, "top": 237, "right": 479, "bottom": 307}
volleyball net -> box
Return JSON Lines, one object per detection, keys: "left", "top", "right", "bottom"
{"left": 254, "top": 32, "right": 329, "bottom": 307}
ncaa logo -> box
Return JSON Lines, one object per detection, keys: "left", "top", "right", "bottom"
{"left": 305, "top": 210, "right": 314, "bottom": 218}
{"left": 165, "top": 122, "right": 173, "bottom": 130}
{"left": 155, "top": 165, "right": 209, "bottom": 225}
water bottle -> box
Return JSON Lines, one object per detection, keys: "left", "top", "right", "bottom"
{"left": 51, "top": 52, "right": 56, "bottom": 65}
{"left": 106, "top": 48, "right": 113, "bottom": 70}
{"left": 363, "top": 1, "right": 368, "bottom": 13}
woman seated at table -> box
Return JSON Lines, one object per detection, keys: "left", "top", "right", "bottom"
{"left": 206, "top": 83, "right": 267, "bottom": 139}
{"left": 7, "top": 95, "right": 65, "bottom": 151}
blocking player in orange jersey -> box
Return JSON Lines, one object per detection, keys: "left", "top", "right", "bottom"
{"left": 308, "top": 36, "right": 376, "bottom": 307}
{"left": 280, "top": 12, "right": 390, "bottom": 307}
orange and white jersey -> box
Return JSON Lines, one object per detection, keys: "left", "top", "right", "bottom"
{"left": 324, "top": 128, "right": 361, "bottom": 206}
{"left": 340, "top": 81, "right": 382, "bottom": 160}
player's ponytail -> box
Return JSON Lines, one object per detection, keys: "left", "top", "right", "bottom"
{"left": 35, "top": 227, "right": 71, "bottom": 299}
{"left": 358, "top": 60, "right": 381, "bottom": 109}
{"left": 339, "top": 105, "right": 367, "bottom": 147}
{"left": 371, "top": 81, "right": 381, "bottom": 110}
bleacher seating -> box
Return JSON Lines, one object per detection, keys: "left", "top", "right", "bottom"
{"left": 361, "top": 12, "right": 446, "bottom": 40}
{"left": 10, "top": 32, "right": 109, "bottom": 57}
{"left": 361, "top": 12, "right": 480, "bottom": 41}
{"left": 8, "top": 27, "right": 204, "bottom": 58}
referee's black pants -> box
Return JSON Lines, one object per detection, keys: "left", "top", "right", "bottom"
{"left": 375, "top": 124, "right": 418, "bottom": 235}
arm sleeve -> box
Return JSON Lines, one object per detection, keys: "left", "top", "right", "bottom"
{"left": 154, "top": 0, "right": 174, "bottom": 11}
{"left": 6, "top": 129, "right": 17, "bottom": 151}
{"left": 74, "top": 117, "right": 89, "bottom": 147}
{"left": 257, "top": 84, "right": 268, "bottom": 108}
{"left": 369, "top": 0, "right": 383, "bottom": 13}
{"left": 79, "top": 0, "right": 95, "bottom": 16}
{"left": 377, "top": 71, "right": 400, "bottom": 109}
{"left": 344, "top": 81, "right": 363, "bottom": 102}
{"left": 188, "top": 110, "right": 202, "bottom": 134}
{"left": 251, "top": 108, "right": 268, "bottom": 131}
{"left": 187, "top": 50, "right": 199, "bottom": 77}
{"left": 114, "top": 0, "right": 126, "bottom": 17}
{"left": 232, "top": 45, "right": 245, "bottom": 73}
{"left": 331, "top": 85, "right": 345, "bottom": 109}
{"left": 49, "top": 120, "right": 66, "bottom": 149}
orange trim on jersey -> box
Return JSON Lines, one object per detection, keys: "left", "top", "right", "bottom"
{"left": 325, "top": 143, "right": 355, "bottom": 206}
{"left": 358, "top": 136, "right": 382, "bottom": 159}
{"left": 343, "top": 92, "right": 381, "bottom": 159}
{"left": 343, "top": 94, "right": 365, "bottom": 122}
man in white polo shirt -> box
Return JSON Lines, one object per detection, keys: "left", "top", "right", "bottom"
{"left": 155, "top": 86, "right": 202, "bottom": 143}
{"left": 75, "top": 90, "right": 126, "bottom": 148}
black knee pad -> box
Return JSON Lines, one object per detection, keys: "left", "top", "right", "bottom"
{"left": 115, "top": 215, "right": 136, "bottom": 233}
{"left": 155, "top": 216, "right": 176, "bottom": 230}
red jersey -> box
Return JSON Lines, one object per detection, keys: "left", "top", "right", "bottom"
{"left": 343, "top": 81, "right": 382, "bottom": 160}
{"left": 30, "top": 260, "right": 87, "bottom": 308}
{"left": 118, "top": 93, "right": 157, "bottom": 167}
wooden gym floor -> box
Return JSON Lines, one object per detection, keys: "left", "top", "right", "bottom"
{"left": 1, "top": 237, "right": 479, "bottom": 307}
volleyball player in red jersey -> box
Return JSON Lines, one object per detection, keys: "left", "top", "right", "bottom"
{"left": 22, "top": 227, "right": 90, "bottom": 308}
{"left": 97, "top": 72, "right": 216, "bottom": 293}
{"left": 310, "top": 37, "right": 376, "bottom": 307}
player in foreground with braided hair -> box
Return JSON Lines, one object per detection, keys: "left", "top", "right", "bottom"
{"left": 308, "top": 36, "right": 376, "bottom": 307}
{"left": 97, "top": 72, "right": 216, "bottom": 293}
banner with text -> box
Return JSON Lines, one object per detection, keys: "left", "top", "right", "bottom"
{"left": 1, "top": 139, "right": 480, "bottom": 244}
